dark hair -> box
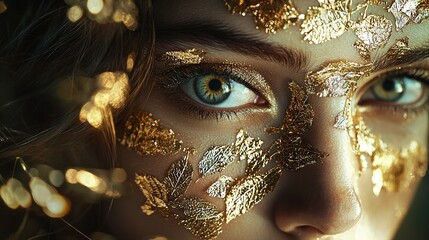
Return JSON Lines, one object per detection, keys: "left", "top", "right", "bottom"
{"left": 0, "top": 0, "right": 155, "bottom": 238}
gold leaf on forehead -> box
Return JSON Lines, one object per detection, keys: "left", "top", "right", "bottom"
{"left": 300, "top": 0, "right": 350, "bottom": 44}
{"left": 225, "top": 166, "right": 282, "bottom": 223}
{"left": 352, "top": 15, "right": 393, "bottom": 50}
{"left": 207, "top": 175, "right": 235, "bottom": 198}
{"left": 267, "top": 81, "right": 314, "bottom": 137}
{"left": 384, "top": 37, "right": 411, "bottom": 61}
{"left": 389, "top": 0, "right": 429, "bottom": 31}
{"left": 199, "top": 145, "right": 236, "bottom": 176}
{"left": 234, "top": 129, "right": 269, "bottom": 175}
{"left": 224, "top": 0, "right": 302, "bottom": 33}
{"left": 353, "top": 40, "right": 372, "bottom": 62}
{"left": 159, "top": 48, "right": 206, "bottom": 66}
{"left": 135, "top": 174, "right": 170, "bottom": 217}
{"left": 175, "top": 196, "right": 223, "bottom": 240}
{"left": 305, "top": 61, "right": 370, "bottom": 97}
{"left": 164, "top": 155, "right": 193, "bottom": 201}
{"left": 119, "top": 112, "right": 183, "bottom": 156}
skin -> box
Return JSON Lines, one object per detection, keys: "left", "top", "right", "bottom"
{"left": 108, "top": 1, "right": 429, "bottom": 239}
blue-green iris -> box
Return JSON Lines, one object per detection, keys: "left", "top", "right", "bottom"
{"left": 371, "top": 77, "right": 405, "bottom": 102}
{"left": 194, "top": 74, "right": 232, "bottom": 105}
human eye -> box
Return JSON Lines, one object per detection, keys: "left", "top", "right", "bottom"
{"left": 157, "top": 63, "right": 271, "bottom": 120}
{"left": 358, "top": 68, "right": 429, "bottom": 112}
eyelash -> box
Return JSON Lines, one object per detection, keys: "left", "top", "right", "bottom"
{"left": 156, "top": 64, "right": 269, "bottom": 121}
{"left": 358, "top": 67, "right": 429, "bottom": 115}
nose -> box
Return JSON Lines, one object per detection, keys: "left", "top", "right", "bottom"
{"left": 273, "top": 97, "right": 362, "bottom": 238}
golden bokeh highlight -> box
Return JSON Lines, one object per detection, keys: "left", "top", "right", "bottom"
{"left": 0, "top": 1, "right": 7, "bottom": 14}
{"left": 67, "top": 5, "right": 83, "bottom": 22}
{"left": 0, "top": 178, "right": 32, "bottom": 209}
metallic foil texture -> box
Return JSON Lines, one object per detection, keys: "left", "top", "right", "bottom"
{"left": 207, "top": 176, "right": 235, "bottom": 198}
{"left": 350, "top": 112, "right": 428, "bottom": 195}
{"left": 198, "top": 145, "right": 236, "bottom": 176}
{"left": 119, "top": 112, "right": 183, "bottom": 156}
{"left": 159, "top": 48, "right": 206, "bottom": 66}
{"left": 389, "top": 0, "right": 429, "bottom": 30}
{"left": 353, "top": 15, "right": 393, "bottom": 50}
{"left": 224, "top": 0, "right": 302, "bottom": 33}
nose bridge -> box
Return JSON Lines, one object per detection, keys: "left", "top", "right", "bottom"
{"left": 273, "top": 97, "right": 362, "bottom": 236}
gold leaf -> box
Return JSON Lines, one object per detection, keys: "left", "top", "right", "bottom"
{"left": 273, "top": 142, "right": 328, "bottom": 171}
{"left": 305, "top": 61, "right": 370, "bottom": 97}
{"left": 158, "top": 48, "right": 206, "bottom": 66}
{"left": 267, "top": 81, "right": 314, "bottom": 137}
{"left": 389, "top": 0, "right": 429, "bottom": 30}
{"left": 300, "top": 4, "right": 349, "bottom": 44}
{"left": 384, "top": 37, "right": 411, "bottom": 61}
{"left": 119, "top": 112, "right": 183, "bottom": 156}
{"left": 225, "top": 166, "right": 282, "bottom": 223}
{"left": 353, "top": 15, "right": 393, "bottom": 50}
{"left": 224, "top": 0, "right": 302, "bottom": 33}
{"left": 353, "top": 40, "right": 371, "bottom": 62}
{"left": 198, "top": 145, "right": 235, "bottom": 176}
{"left": 234, "top": 129, "right": 269, "bottom": 175}
{"left": 135, "top": 174, "right": 169, "bottom": 216}
{"left": 175, "top": 196, "right": 223, "bottom": 240}
{"left": 207, "top": 175, "right": 235, "bottom": 198}
{"left": 164, "top": 155, "right": 193, "bottom": 201}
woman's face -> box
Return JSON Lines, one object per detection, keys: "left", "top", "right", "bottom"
{"left": 110, "top": 1, "right": 429, "bottom": 239}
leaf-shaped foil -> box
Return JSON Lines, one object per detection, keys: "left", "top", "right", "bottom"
{"left": 225, "top": 166, "right": 282, "bottom": 223}
{"left": 234, "top": 129, "right": 269, "bottom": 175}
{"left": 135, "top": 174, "right": 169, "bottom": 216}
{"left": 164, "top": 155, "right": 193, "bottom": 201}
{"left": 353, "top": 40, "right": 371, "bottom": 62}
{"left": 224, "top": 0, "right": 302, "bottom": 33}
{"left": 300, "top": 4, "right": 349, "bottom": 44}
{"left": 267, "top": 81, "right": 314, "bottom": 137}
{"left": 353, "top": 15, "right": 393, "bottom": 50}
{"left": 199, "top": 145, "right": 235, "bottom": 176}
{"left": 207, "top": 175, "right": 235, "bottom": 198}
{"left": 158, "top": 48, "right": 206, "bottom": 66}
{"left": 305, "top": 61, "right": 371, "bottom": 97}
{"left": 176, "top": 196, "right": 223, "bottom": 240}
{"left": 389, "top": 0, "right": 429, "bottom": 30}
{"left": 119, "top": 112, "right": 183, "bottom": 156}
{"left": 273, "top": 142, "right": 328, "bottom": 171}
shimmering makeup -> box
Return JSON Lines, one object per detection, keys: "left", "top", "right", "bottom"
{"left": 224, "top": 0, "right": 302, "bottom": 33}
{"left": 351, "top": 111, "right": 428, "bottom": 195}
{"left": 119, "top": 112, "right": 184, "bottom": 156}
{"left": 159, "top": 48, "right": 206, "bottom": 66}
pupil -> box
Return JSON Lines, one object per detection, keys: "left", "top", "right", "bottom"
{"left": 382, "top": 80, "right": 396, "bottom": 92}
{"left": 208, "top": 79, "right": 222, "bottom": 91}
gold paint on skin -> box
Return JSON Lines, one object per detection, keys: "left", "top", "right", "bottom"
{"left": 207, "top": 175, "right": 235, "bottom": 198}
{"left": 119, "top": 112, "right": 183, "bottom": 156}
{"left": 159, "top": 49, "right": 206, "bottom": 66}
{"left": 224, "top": 0, "right": 302, "bottom": 33}
{"left": 350, "top": 111, "right": 428, "bottom": 195}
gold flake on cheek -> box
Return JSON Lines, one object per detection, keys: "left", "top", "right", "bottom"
{"left": 225, "top": 166, "right": 282, "bottom": 223}
{"left": 267, "top": 81, "right": 328, "bottom": 170}
{"left": 351, "top": 112, "right": 428, "bottom": 196}
{"left": 119, "top": 112, "right": 183, "bottom": 156}
{"left": 198, "top": 145, "right": 236, "bottom": 176}
{"left": 352, "top": 15, "right": 393, "bottom": 50}
{"left": 207, "top": 176, "right": 235, "bottom": 198}
{"left": 159, "top": 49, "right": 206, "bottom": 66}
{"left": 224, "top": 0, "right": 302, "bottom": 34}
{"left": 389, "top": 0, "right": 429, "bottom": 31}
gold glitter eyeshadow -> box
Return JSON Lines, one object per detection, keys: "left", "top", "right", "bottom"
{"left": 389, "top": 0, "right": 429, "bottom": 31}
{"left": 224, "top": 0, "right": 302, "bottom": 33}
{"left": 159, "top": 48, "right": 206, "bottom": 66}
{"left": 119, "top": 112, "right": 183, "bottom": 156}
{"left": 207, "top": 175, "right": 235, "bottom": 198}
{"left": 225, "top": 166, "right": 282, "bottom": 223}
{"left": 350, "top": 111, "right": 428, "bottom": 195}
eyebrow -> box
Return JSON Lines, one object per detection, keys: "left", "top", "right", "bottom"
{"left": 155, "top": 21, "right": 309, "bottom": 71}
{"left": 373, "top": 42, "right": 429, "bottom": 70}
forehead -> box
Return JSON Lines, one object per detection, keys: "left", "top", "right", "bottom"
{"left": 153, "top": 0, "right": 429, "bottom": 69}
